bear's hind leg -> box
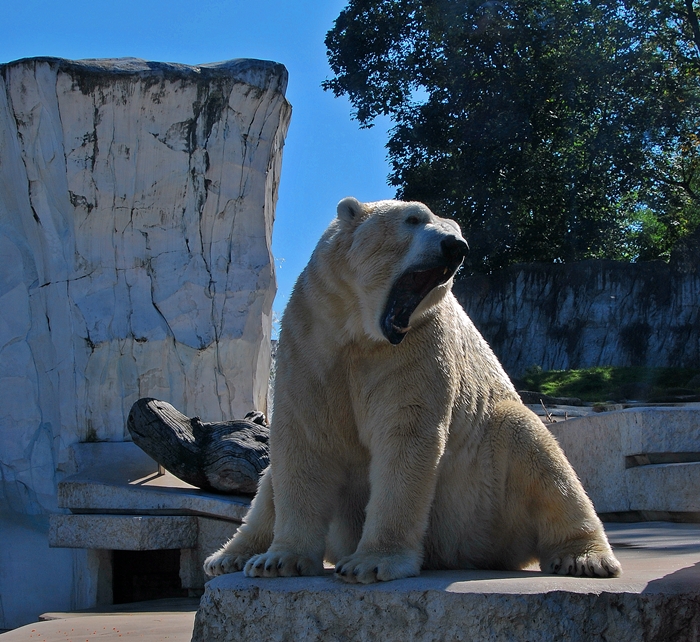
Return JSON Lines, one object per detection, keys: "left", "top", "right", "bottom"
{"left": 490, "top": 401, "right": 621, "bottom": 578}
{"left": 203, "top": 466, "right": 275, "bottom": 577}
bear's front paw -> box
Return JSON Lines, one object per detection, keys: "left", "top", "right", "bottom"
{"left": 544, "top": 551, "right": 622, "bottom": 578}
{"left": 244, "top": 552, "right": 323, "bottom": 578}
{"left": 203, "top": 549, "right": 251, "bottom": 577}
{"left": 334, "top": 551, "right": 420, "bottom": 584}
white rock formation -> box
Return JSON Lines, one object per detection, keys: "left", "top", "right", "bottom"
{"left": 0, "top": 56, "right": 289, "bottom": 628}
{"left": 0, "top": 56, "right": 289, "bottom": 511}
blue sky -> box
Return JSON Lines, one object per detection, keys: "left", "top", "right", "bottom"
{"left": 0, "top": 0, "right": 396, "bottom": 324}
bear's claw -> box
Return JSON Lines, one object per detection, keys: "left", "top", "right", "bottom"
{"left": 203, "top": 550, "right": 249, "bottom": 577}
{"left": 545, "top": 552, "right": 621, "bottom": 578}
{"left": 244, "top": 552, "right": 322, "bottom": 578}
{"left": 334, "top": 551, "right": 420, "bottom": 584}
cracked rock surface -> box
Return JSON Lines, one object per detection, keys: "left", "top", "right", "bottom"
{"left": 0, "top": 57, "right": 290, "bottom": 514}
{"left": 454, "top": 257, "right": 700, "bottom": 376}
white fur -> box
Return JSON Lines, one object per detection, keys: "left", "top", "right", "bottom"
{"left": 203, "top": 198, "right": 621, "bottom": 583}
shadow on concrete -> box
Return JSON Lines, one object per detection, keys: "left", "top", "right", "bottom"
{"left": 643, "top": 560, "right": 700, "bottom": 595}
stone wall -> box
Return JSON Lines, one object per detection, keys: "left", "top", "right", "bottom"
{"left": 0, "top": 57, "right": 290, "bottom": 628}
{"left": 453, "top": 239, "right": 700, "bottom": 378}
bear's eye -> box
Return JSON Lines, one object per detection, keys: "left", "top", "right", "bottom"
{"left": 405, "top": 215, "right": 421, "bottom": 226}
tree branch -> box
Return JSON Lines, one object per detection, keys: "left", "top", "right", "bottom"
{"left": 657, "top": 174, "right": 699, "bottom": 201}
{"left": 684, "top": 0, "right": 700, "bottom": 54}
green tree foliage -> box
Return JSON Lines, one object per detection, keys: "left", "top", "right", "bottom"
{"left": 324, "top": 0, "right": 700, "bottom": 272}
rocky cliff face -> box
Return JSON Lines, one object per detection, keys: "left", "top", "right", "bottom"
{"left": 454, "top": 242, "right": 700, "bottom": 378}
{"left": 0, "top": 57, "right": 290, "bottom": 515}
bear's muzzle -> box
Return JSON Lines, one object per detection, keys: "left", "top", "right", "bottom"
{"left": 381, "top": 233, "right": 468, "bottom": 345}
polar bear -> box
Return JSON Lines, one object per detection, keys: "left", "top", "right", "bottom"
{"left": 204, "top": 197, "right": 621, "bottom": 583}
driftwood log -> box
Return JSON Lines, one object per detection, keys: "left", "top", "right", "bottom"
{"left": 127, "top": 398, "right": 269, "bottom": 494}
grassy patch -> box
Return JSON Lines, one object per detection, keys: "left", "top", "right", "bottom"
{"left": 519, "top": 366, "right": 700, "bottom": 402}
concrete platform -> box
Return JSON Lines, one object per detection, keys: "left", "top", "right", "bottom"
{"left": 0, "top": 598, "right": 199, "bottom": 641}
{"left": 192, "top": 522, "right": 700, "bottom": 642}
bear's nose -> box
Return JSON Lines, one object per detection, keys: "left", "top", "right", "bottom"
{"left": 441, "top": 235, "right": 469, "bottom": 262}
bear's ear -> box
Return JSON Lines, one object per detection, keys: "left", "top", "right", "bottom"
{"left": 336, "top": 197, "right": 368, "bottom": 226}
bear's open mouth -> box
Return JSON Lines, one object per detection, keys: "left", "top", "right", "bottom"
{"left": 381, "top": 261, "right": 460, "bottom": 345}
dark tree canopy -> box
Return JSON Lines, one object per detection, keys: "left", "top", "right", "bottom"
{"left": 324, "top": 0, "right": 700, "bottom": 273}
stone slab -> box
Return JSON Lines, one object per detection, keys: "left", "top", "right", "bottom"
{"left": 48, "top": 513, "right": 239, "bottom": 592}
{"left": 53, "top": 445, "right": 245, "bottom": 593}
{"left": 57, "top": 441, "right": 252, "bottom": 522}
{"left": 192, "top": 522, "right": 700, "bottom": 642}
{"left": 58, "top": 468, "right": 251, "bottom": 522}
{"left": 48, "top": 514, "right": 198, "bottom": 550}
{"left": 180, "top": 518, "right": 241, "bottom": 591}
{"left": 525, "top": 404, "right": 596, "bottom": 420}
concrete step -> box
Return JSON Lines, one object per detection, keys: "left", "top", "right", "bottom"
{"left": 627, "top": 461, "right": 700, "bottom": 513}
{"left": 192, "top": 522, "right": 700, "bottom": 642}
{"left": 0, "top": 613, "right": 195, "bottom": 641}
{"left": 49, "top": 514, "right": 199, "bottom": 550}
{"left": 0, "top": 598, "right": 199, "bottom": 641}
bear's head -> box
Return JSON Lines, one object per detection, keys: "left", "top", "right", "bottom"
{"left": 329, "top": 197, "right": 468, "bottom": 345}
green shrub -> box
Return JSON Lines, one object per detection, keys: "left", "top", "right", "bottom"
{"left": 520, "top": 366, "right": 700, "bottom": 402}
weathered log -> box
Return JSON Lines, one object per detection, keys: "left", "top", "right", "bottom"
{"left": 127, "top": 398, "right": 269, "bottom": 494}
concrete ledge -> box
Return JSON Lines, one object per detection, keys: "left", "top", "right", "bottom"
{"left": 192, "top": 523, "right": 700, "bottom": 642}
{"left": 627, "top": 462, "right": 700, "bottom": 512}
{"left": 57, "top": 468, "right": 251, "bottom": 521}
{"left": 57, "top": 442, "right": 252, "bottom": 521}
{"left": 550, "top": 407, "right": 700, "bottom": 516}
{"left": 58, "top": 473, "right": 250, "bottom": 523}
{"left": 49, "top": 514, "right": 198, "bottom": 550}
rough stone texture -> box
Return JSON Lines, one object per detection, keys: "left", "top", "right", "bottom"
{"left": 191, "top": 523, "right": 700, "bottom": 642}
{"left": 0, "top": 56, "right": 290, "bottom": 517}
{"left": 49, "top": 514, "right": 198, "bottom": 550}
{"left": 0, "top": 57, "right": 288, "bottom": 630}
{"left": 549, "top": 407, "right": 700, "bottom": 518}
{"left": 453, "top": 255, "right": 700, "bottom": 377}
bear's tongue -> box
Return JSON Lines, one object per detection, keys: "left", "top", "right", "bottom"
{"left": 381, "top": 265, "right": 451, "bottom": 345}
